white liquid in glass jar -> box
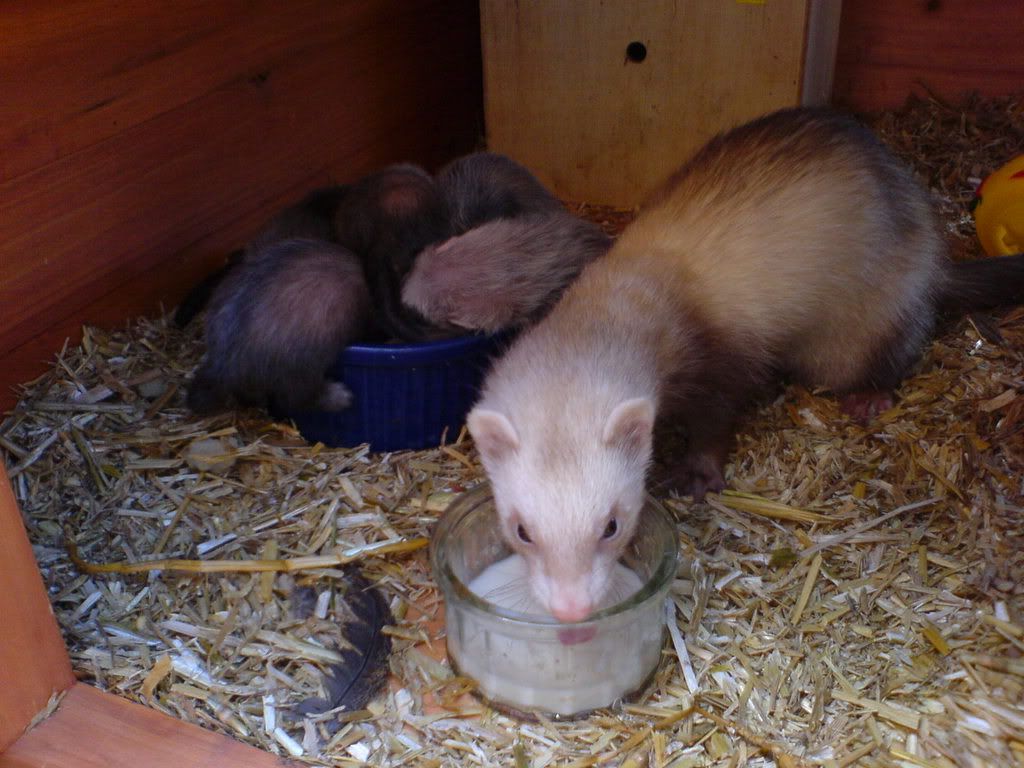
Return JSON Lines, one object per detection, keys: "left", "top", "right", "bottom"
{"left": 468, "top": 554, "right": 642, "bottom": 615}
{"left": 448, "top": 554, "right": 660, "bottom": 716}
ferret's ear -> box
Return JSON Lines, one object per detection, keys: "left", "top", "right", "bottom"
{"left": 602, "top": 398, "right": 655, "bottom": 460}
{"left": 467, "top": 408, "right": 520, "bottom": 463}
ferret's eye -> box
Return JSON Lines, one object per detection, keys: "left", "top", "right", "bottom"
{"left": 516, "top": 523, "right": 533, "bottom": 544}
{"left": 602, "top": 518, "right": 618, "bottom": 540}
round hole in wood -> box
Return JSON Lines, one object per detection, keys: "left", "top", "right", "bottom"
{"left": 625, "top": 41, "right": 647, "bottom": 63}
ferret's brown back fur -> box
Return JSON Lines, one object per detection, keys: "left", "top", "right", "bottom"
{"left": 437, "top": 152, "right": 563, "bottom": 234}
{"left": 620, "top": 109, "right": 944, "bottom": 391}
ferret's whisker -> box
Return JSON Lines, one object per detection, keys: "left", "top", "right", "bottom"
{"left": 509, "top": 592, "right": 535, "bottom": 612}
{"left": 480, "top": 574, "right": 534, "bottom": 611}
{"left": 481, "top": 574, "right": 529, "bottom": 600}
{"left": 608, "top": 580, "right": 627, "bottom": 606}
{"left": 606, "top": 568, "right": 641, "bottom": 606}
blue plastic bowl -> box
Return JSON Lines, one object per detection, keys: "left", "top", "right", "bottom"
{"left": 282, "top": 333, "right": 508, "bottom": 452}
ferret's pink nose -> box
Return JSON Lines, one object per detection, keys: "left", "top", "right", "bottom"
{"left": 549, "top": 594, "right": 592, "bottom": 623}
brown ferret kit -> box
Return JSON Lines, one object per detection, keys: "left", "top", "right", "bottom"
{"left": 401, "top": 152, "right": 611, "bottom": 333}
{"left": 467, "top": 106, "right": 1024, "bottom": 623}
{"left": 247, "top": 185, "right": 351, "bottom": 254}
{"left": 401, "top": 211, "right": 612, "bottom": 333}
{"left": 187, "top": 238, "right": 371, "bottom": 415}
{"left": 173, "top": 185, "right": 350, "bottom": 328}
{"left": 436, "top": 151, "right": 565, "bottom": 234}
{"left": 177, "top": 164, "right": 455, "bottom": 343}
{"left": 185, "top": 165, "right": 457, "bottom": 414}
{"left": 184, "top": 156, "right": 583, "bottom": 416}
{"left": 332, "top": 163, "right": 455, "bottom": 342}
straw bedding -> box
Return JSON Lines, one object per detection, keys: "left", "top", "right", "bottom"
{"left": 3, "top": 94, "right": 1023, "bottom": 767}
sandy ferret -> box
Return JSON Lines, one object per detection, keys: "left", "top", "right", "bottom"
{"left": 187, "top": 238, "right": 371, "bottom": 415}
{"left": 401, "top": 211, "right": 613, "bottom": 333}
{"left": 467, "top": 106, "right": 1024, "bottom": 622}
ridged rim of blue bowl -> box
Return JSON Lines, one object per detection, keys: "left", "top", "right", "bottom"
{"left": 339, "top": 333, "right": 507, "bottom": 367}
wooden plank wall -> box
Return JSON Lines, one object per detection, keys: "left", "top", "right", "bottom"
{"left": 0, "top": 0, "right": 483, "bottom": 410}
{"left": 833, "top": 0, "right": 1024, "bottom": 113}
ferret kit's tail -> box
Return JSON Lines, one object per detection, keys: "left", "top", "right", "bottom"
{"left": 939, "top": 253, "right": 1024, "bottom": 314}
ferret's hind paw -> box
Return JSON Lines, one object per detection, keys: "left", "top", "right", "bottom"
{"left": 840, "top": 390, "right": 894, "bottom": 425}
{"left": 316, "top": 381, "right": 354, "bottom": 411}
{"left": 656, "top": 452, "right": 726, "bottom": 502}
{"left": 186, "top": 368, "right": 228, "bottom": 415}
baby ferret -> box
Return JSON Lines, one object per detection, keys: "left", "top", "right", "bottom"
{"left": 246, "top": 185, "right": 351, "bottom": 254}
{"left": 187, "top": 238, "right": 371, "bottom": 415}
{"left": 436, "top": 151, "right": 564, "bottom": 234}
{"left": 401, "top": 211, "right": 612, "bottom": 333}
{"left": 467, "top": 106, "right": 1024, "bottom": 622}
{"left": 173, "top": 185, "right": 350, "bottom": 328}
{"left": 332, "top": 163, "right": 455, "bottom": 341}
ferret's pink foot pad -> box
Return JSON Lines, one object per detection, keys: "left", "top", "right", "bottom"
{"left": 840, "top": 390, "right": 894, "bottom": 424}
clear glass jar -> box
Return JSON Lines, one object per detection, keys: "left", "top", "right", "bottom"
{"left": 431, "top": 483, "right": 679, "bottom": 718}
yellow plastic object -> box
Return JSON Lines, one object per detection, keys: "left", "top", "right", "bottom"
{"left": 974, "top": 155, "right": 1024, "bottom": 256}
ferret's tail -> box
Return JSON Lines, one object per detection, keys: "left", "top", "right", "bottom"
{"left": 938, "top": 254, "right": 1024, "bottom": 315}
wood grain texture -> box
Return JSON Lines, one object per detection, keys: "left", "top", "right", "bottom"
{"left": 0, "top": 683, "right": 294, "bottom": 768}
{"left": 0, "top": 0, "right": 481, "bottom": 182}
{"left": 0, "top": 0, "right": 483, "bottom": 411}
{"left": 480, "top": 0, "right": 813, "bottom": 207}
{"left": 0, "top": 464, "right": 76, "bottom": 752}
{"left": 833, "top": 0, "right": 1024, "bottom": 112}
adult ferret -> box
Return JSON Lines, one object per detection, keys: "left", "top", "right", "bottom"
{"left": 467, "top": 107, "right": 1024, "bottom": 622}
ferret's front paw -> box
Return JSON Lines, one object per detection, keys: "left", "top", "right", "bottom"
{"left": 658, "top": 452, "right": 726, "bottom": 501}
{"left": 316, "top": 381, "right": 354, "bottom": 411}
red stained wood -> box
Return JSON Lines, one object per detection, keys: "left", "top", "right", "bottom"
{"left": 0, "top": 464, "right": 76, "bottom": 752}
{"left": 833, "top": 0, "right": 1024, "bottom": 112}
{"left": 0, "top": 0, "right": 480, "bottom": 181}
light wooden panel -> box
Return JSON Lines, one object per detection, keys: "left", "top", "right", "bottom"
{"left": 480, "top": 0, "right": 816, "bottom": 207}
{"left": 0, "top": 683, "right": 289, "bottom": 768}
{"left": 833, "top": 0, "right": 1024, "bottom": 112}
{"left": 0, "top": 0, "right": 483, "bottom": 410}
{"left": 0, "top": 464, "right": 75, "bottom": 752}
